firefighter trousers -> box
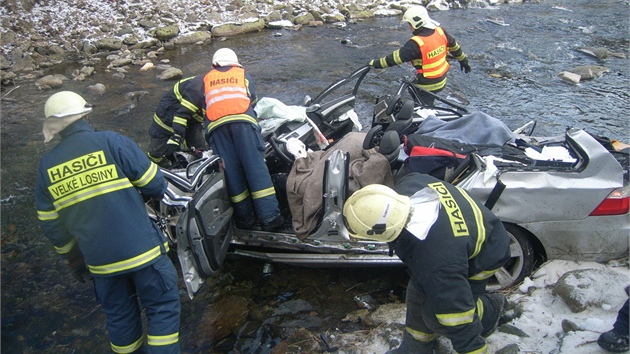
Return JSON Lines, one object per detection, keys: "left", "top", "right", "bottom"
{"left": 207, "top": 122, "right": 281, "bottom": 225}
{"left": 93, "top": 254, "right": 181, "bottom": 354}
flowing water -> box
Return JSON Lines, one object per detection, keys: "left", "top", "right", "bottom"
{"left": 1, "top": 0, "right": 628, "bottom": 352}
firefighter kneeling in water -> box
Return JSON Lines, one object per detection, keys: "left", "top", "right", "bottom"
{"left": 343, "top": 172, "right": 510, "bottom": 354}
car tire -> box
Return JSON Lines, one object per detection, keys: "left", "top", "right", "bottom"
{"left": 145, "top": 200, "right": 179, "bottom": 247}
{"left": 487, "top": 223, "right": 536, "bottom": 291}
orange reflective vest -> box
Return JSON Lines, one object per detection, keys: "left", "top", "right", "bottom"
{"left": 410, "top": 27, "right": 450, "bottom": 79}
{"left": 204, "top": 67, "right": 250, "bottom": 122}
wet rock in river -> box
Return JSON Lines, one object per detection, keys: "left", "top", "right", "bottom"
{"left": 294, "top": 12, "right": 316, "bottom": 26}
{"left": 108, "top": 58, "right": 132, "bottom": 68}
{"left": 211, "top": 19, "right": 266, "bottom": 37}
{"left": 35, "top": 74, "right": 65, "bottom": 90}
{"left": 558, "top": 71, "right": 581, "bottom": 84}
{"left": 87, "top": 83, "right": 106, "bottom": 96}
{"left": 190, "top": 295, "right": 249, "bottom": 346}
{"left": 157, "top": 67, "right": 183, "bottom": 80}
{"left": 576, "top": 46, "right": 627, "bottom": 60}
{"left": 173, "top": 31, "right": 212, "bottom": 45}
{"left": 568, "top": 65, "right": 610, "bottom": 80}
{"left": 95, "top": 38, "right": 123, "bottom": 51}
{"left": 153, "top": 24, "right": 180, "bottom": 41}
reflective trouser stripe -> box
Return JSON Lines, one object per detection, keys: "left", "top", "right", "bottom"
{"left": 476, "top": 297, "right": 485, "bottom": 321}
{"left": 111, "top": 336, "right": 143, "bottom": 353}
{"left": 467, "top": 343, "right": 488, "bottom": 354}
{"left": 148, "top": 332, "right": 179, "bottom": 346}
{"left": 251, "top": 186, "right": 276, "bottom": 200}
{"left": 415, "top": 79, "right": 447, "bottom": 92}
{"left": 231, "top": 189, "right": 250, "bottom": 203}
{"left": 436, "top": 307, "right": 476, "bottom": 327}
{"left": 206, "top": 114, "right": 258, "bottom": 134}
{"left": 54, "top": 238, "right": 77, "bottom": 254}
{"left": 406, "top": 326, "right": 437, "bottom": 342}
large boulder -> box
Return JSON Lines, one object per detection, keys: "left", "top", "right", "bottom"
{"left": 554, "top": 268, "right": 628, "bottom": 313}
{"left": 211, "top": 19, "right": 265, "bottom": 37}
{"left": 95, "top": 38, "right": 123, "bottom": 51}
{"left": 173, "top": 31, "right": 212, "bottom": 45}
{"left": 154, "top": 25, "right": 180, "bottom": 41}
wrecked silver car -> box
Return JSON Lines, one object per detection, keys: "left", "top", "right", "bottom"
{"left": 146, "top": 66, "right": 629, "bottom": 298}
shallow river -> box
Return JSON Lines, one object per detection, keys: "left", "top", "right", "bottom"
{"left": 1, "top": 0, "right": 628, "bottom": 352}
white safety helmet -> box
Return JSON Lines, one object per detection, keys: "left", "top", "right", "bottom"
{"left": 43, "top": 91, "right": 92, "bottom": 143}
{"left": 402, "top": 6, "right": 437, "bottom": 30}
{"left": 343, "top": 184, "right": 412, "bottom": 242}
{"left": 212, "top": 48, "right": 240, "bottom": 67}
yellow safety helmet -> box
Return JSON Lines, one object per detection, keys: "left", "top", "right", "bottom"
{"left": 43, "top": 91, "right": 92, "bottom": 143}
{"left": 401, "top": 6, "right": 437, "bottom": 30}
{"left": 343, "top": 184, "right": 411, "bottom": 242}
{"left": 212, "top": 48, "right": 240, "bottom": 67}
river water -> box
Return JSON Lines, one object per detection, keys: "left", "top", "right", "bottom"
{"left": 1, "top": 0, "right": 628, "bottom": 352}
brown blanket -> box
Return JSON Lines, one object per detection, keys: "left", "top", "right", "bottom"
{"left": 287, "top": 132, "right": 395, "bottom": 239}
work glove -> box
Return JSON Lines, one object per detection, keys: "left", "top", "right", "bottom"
{"left": 66, "top": 244, "right": 90, "bottom": 283}
{"left": 459, "top": 58, "right": 472, "bottom": 73}
{"left": 164, "top": 134, "right": 182, "bottom": 156}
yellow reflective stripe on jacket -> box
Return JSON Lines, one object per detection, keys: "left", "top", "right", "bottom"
{"left": 406, "top": 327, "right": 437, "bottom": 342}
{"left": 459, "top": 187, "right": 486, "bottom": 258}
{"left": 154, "top": 113, "right": 174, "bottom": 133}
{"left": 131, "top": 162, "right": 159, "bottom": 188}
{"left": 37, "top": 209, "right": 59, "bottom": 221}
{"left": 88, "top": 242, "right": 168, "bottom": 275}
{"left": 53, "top": 179, "right": 134, "bottom": 212}
{"left": 469, "top": 268, "right": 500, "bottom": 281}
{"left": 173, "top": 116, "right": 188, "bottom": 127}
{"left": 111, "top": 336, "right": 143, "bottom": 353}
{"left": 53, "top": 238, "right": 77, "bottom": 255}
{"left": 392, "top": 49, "right": 403, "bottom": 65}
{"left": 206, "top": 114, "right": 259, "bottom": 134}
{"left": 436, "top": 307, "right": 476, "bottom": 327}
{"left": 230, "top": 189, "right": 250, "bottom": 204}
{"left": 251, "top": 186, "right": 276, "bottom": 200}
{"left": 148, "top": 332, "right": 179, "bottom": 346}
{"left": 174, "top": 76, "right": 199, "bottom": 112}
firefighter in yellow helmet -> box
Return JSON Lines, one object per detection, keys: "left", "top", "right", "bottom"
{"left": 344, "top": 172, "right": 510, "bottom": 353}
{"left": 368, "top": 6, "right": 471, "bottom": 106}
{"left": 36, "top": 91, "right": 181, "bottom": 353}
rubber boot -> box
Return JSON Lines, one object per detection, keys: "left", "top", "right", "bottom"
{"left": 386, "top": 331, "right": 435, "bottom": 354}
{"left": 480, "top": 292, "right": 507, "bottom": 337}
{"left": 598, "top": 329, "right": 630, "bottom": 352}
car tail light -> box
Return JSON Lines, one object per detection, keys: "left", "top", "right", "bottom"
{"left": 590, "top": 185, "right": 630, "bottom": 216}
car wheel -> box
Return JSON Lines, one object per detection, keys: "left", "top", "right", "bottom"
{"left": 487, "top": 223, "right": 536, "bottom": 291}
{"left": 145, "top": 199, "right": 180, "bottom": 247}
